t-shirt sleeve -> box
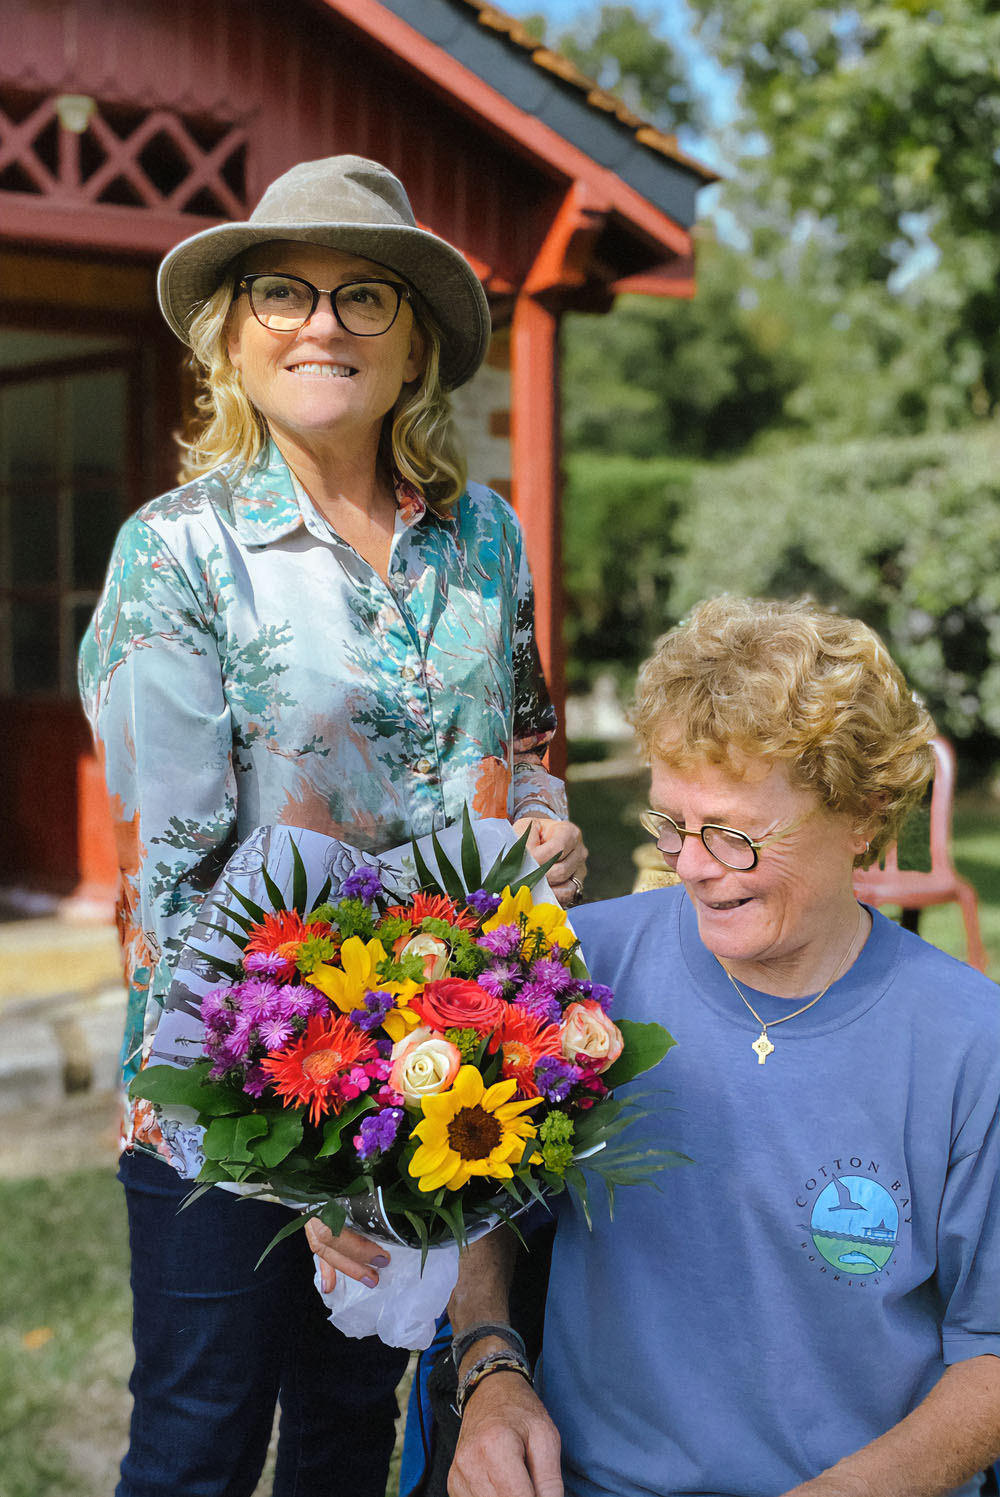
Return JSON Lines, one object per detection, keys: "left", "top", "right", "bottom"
{"left": 939, "top": 1077, "right": 1000, "bottom": 1365}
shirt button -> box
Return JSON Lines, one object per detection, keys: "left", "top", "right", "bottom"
{"left": 414, "top": 757, "right": 432, "bottom": 774}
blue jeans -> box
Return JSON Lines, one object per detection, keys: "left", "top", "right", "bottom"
{"left": 117, "top": 1151, "right": 409, "bottom": 1497}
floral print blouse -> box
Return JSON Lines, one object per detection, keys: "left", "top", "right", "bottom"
{"left": 78, "top": 443, "right": 567, "bottom": 1104}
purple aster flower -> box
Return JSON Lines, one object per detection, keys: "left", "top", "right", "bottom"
{"left": 282, "top": 983, "right": 328, "bottom": 1019}
{"left": 466, "top": 888, "right": 502, "bottom": 917}
{"left": 476, "top": 925, "right": 522, "bottom": 957}
{"left": 237, "top": 979, "right": 283, "bottom": 1018}
{"left": 354, "top": 1107, "right": 404, "bottom": 1165}
{"left": 534, "top": 1055, "right": 582, "bottom": 1103}
{"left": 258, "top": 1015, "right": 295, "bottom": 1051}
{"left": 340, "top": 866, "right": 383, "bottom": 903}
{"left": 243, "top": 950, "right": 290, "bottom": 977}
{"left": 528, "top": 958, "right": 575, "bottom": 997}
{"left": 514, "top": 984, "right": 563, "bottom": 1027}
{"left": 200, "top": 988, "right": 234, "bottom": 1022}
{"left": 476, "top": 970, "right": 505, "bottom": 999}
{"left": 243, "top": 1064, "right": 271, "bottom": 1098}
{"left": 579, "top": 981, "right": 614, "bottom": 1013}
{"left": 351, "top": 988, "right": 395, "bottom": 1032}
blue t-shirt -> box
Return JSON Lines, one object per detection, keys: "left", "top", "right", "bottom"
{"left": 541, "top": 888, "right": 1000, "bottom": 1497}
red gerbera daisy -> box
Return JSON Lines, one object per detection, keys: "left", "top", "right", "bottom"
{"left": 490, "top": 1009, "right": 562, "bottom": 1098}
{"left": 384, "top": 891, "right": 478, "bottom": 931}
{"left": 243, "top": 910, "right": 332, "bottom": 975}
{"left": 261, "top": 1014, "right": 377, "bottom": 1125}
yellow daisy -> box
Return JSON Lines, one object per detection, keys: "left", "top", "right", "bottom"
{"left": 409, "top": 1065, "right": 540, "bottom": 1192}
{"left": 481, "top": 885, "right": 576, "bottom": 950}
{"left": 306, "top": 936, "right": 421, "bottom": 1039}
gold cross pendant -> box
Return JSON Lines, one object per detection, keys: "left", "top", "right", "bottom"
{"left": 752, "top": 1031, "right": 774, "bottom": 1065}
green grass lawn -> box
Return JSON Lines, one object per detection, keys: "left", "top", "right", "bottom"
{"left": 2, "top": 775, "right": 997, "bottom": 1497}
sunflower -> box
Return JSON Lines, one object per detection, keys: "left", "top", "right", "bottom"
{"left": 408, "top": 1065, "right": 540, "bottom": 1192}
{"left": 261, "top": 1014, "right": 377, "bottom": 1125}
{"left": 306, "top": 935, "right": 422, "bottom": 1042}
{"left": 481, "top": 885, "right": 575, "bottom": 951}
{"left": 491, "top": 1009, "right": 563, "bottom": 1098}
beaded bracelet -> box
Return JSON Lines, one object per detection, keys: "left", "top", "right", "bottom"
{"left": 451, "top": 1320, "right": 527, "bottom": 1371}
{"left": 455, "top": 1350, "right": 533, "bottom": 1417}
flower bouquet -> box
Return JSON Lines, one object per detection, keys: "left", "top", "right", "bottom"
{"left": 130, "top": 812, "right": 680, "bottom": 1348}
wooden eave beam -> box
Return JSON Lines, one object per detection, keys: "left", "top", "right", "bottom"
{"left": 316, "top": 0, "right": 693, "bottom": 262}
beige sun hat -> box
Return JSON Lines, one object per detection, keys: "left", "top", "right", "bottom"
{"left": 157, "top": 155, "right": 491, "bottom": 390}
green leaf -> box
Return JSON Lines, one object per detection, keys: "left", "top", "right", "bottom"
{"left": 409, "top": 835, "right": 439, "bottom": 893}
{"left": 200, "top": 919, "right": 250, "bottom": 948}
{"left": 313, "top": 875, "right": 332, "bottom": 909}
{"left": 601, "top": 1020, "right": 676, "bottom": 1090}
{"left": 210, "top": 902, "right": 256, "bottom": 935}
{"left": 506, "top": 850, "right": 560, "bottom": 895}
{"left": 460, "top": 804, "right": 484, "bottom": 893}
{"left": 430, "top": 827, "right": 466, "bottom": 902}
{"left": 189, "top": 947, "right": 242, "bottom": 980}
{"left": 202, "top": 1113, "right": 268, "bottom": 1162}
{"left": 316, "top": 1095, "right": 376, "bottom": 1157}
{"left": 290, "top": 837, "right": 308, "bottom": 915}
{"left": 255, "top": 1212, "right": 310, "bottom": 1269}
{"left": 224, "top": 882, "right": 266, "bottom": 923}
{"left": 128, "top": 1061, "right": 254, "bottom": 1117}
{"left": 261, "top": 865, "right": 287, "bottom": 913}
{"left": 254, "top": 1109, "right": 305, "bottom": 1168}
{"left": 318, "top": 1199, "right": 349, "bottom": 1236}
{"left": 482, "top": 825, "right": 533, "bottom": 891}
{"left": 563, "top": 1164, "right": 593, "bottom": 1230}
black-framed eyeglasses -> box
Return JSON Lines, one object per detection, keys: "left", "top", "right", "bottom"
{"left": 235, "top": 273, "right": 410, "bottom": 336}
{"left": 638, "top": 808, "right": 813, "bottom": 871}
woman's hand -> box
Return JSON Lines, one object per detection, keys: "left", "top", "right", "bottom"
{"left": 512, "top": 817, "right": 588, "bottom": 908}
{"left": 304, "top": 1217, "right": 391, "bottom": 1294}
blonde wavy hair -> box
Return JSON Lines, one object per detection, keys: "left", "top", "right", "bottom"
{"left": 632, "top": 596, "right": 936, "bottom": 867}
{"left": 177, "top": 267, "right": 468, "bottom": 513}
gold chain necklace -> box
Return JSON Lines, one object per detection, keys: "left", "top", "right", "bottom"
{"left": 718, "top": 905, "right": 866, "bottom": 1065}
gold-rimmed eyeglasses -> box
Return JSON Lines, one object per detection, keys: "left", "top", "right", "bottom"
{"left": 637, "top": 807, "right": 814, "bottom": 871}
{"left": 235, "top": 273, "right": 410, "bottom": 336}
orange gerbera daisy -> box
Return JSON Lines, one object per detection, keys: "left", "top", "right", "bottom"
{"left": 261, "top": 1014, "right": 376, "bottom": 1125}
{"left": 490, "top": 1009, "right": 563, "bottom": 1098}
{"left": 383, "top": 891, "right": 478, "bottom": 931}
{"left": 244, "top": 910, "right": 331, "bottom": 972}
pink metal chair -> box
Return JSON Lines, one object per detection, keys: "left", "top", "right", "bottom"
{"left": 852, "top": 736, "right": 988, "bottom": 972}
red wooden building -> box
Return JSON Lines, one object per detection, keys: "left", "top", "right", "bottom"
{"left": 0, "top": 0, "right": 711, "bottom": 905}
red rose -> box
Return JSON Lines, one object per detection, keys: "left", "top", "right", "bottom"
{"left": 414, "top": 978, "right": 506, "bottom": 1034}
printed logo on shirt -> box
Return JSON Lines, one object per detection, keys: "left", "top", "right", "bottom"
{"left": 794, "top": 1157, "right": 910, "bottom": 1286}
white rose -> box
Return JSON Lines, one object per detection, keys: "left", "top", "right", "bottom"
{"left": 389, "top": 1025, "right": 462, "bottom": 1106}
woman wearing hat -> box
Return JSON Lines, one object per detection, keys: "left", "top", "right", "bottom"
{"left": 79, "top": 155, "right": 586, "bottom": 1497}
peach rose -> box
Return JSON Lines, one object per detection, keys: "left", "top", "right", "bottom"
{"left": 559, "top": 1000, "right": 624, "bottom": 1074}
{"left": 389, "top": 1026, "right": 462, "bottom": 1106}
{"left": 393, "top": 931, "right": 451, "bottom": 980}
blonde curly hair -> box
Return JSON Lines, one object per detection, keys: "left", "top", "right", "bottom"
{"left": 632, "top": 596, "right": 936, "bottom": 867}
{"left": 177, "top": 268, "right": 467, "bottom": 513}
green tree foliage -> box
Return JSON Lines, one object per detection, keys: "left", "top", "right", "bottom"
{"left": 687, "top": 0, "right": 1000, "bottom": 420}
{"left": 521, "top": 4, "right": 701, "bottom": 127}
{"left": 561, "top": 451, "right": 694, "bottom": 686}
{"left": 669, "top": 424, "right": 1000, "bottom": 766}
{"left": 563, "top": 235, "right": 804, "bottom": 458}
